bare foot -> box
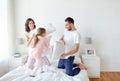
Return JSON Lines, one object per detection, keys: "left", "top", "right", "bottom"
{"left": 78, "top": 63, "right": 87, "bottom": 70}
{"left": 29, "top": 75, "right": 35, "bottom": 77}
{"left": 75, "top": 63, "right": 81, "bottom": 66}
{"left": 40, "top": 71, "right": 44, "bottom": 73}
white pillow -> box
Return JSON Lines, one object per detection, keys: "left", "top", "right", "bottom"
{"left": 74, "top": 57, "right": 82, "bottom": 63}
{"left": 41, "top": 35, "right": 53, "bottom": 62}
{"left": 44, "top": 46, "right": 53, "bottom": 62}
{"left": 51, "top": 41, "right": 65, "bottom": 61}
{"left": 46, "top": 35, "right": 52, "bottom": 42}
{"left": 52, "top": 41, "right": 81, "bottom": 63}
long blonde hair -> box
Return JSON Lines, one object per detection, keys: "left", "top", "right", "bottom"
{"left": 31, "top": 28, "right": 46, "bottom": 48}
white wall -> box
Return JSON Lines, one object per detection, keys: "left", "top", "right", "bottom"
{"left": 14, "top": 0, "right": 120, "bottom": 71}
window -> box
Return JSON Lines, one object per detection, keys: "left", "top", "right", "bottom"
{"left": 0, "top": 0, "right": 8, "bottom": 60}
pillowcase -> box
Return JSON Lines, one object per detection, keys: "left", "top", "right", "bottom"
{"left": 51, "top": 41, "right": 65, "bottom": 62}
{"left": 46, "top": 35, "right": 52, "bottom": 42}
{"left": 51, "top": 41, "right": 82, "bottom": 63}
{"left": 21, "top": 55, "right": 28, "bottom": 64}
{"left": 74, "top": 57, "right": 82, "bottom": 63}
{"left": 44, "top": 46, "right": 53, "bottom": 62}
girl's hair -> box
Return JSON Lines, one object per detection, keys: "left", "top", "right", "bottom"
{"left": 25, "top": 18, "right": 36, "bottom": 32}
{"left": 36, "top": 28, "right": 46, "bottom": 35}
{"left": 31, "top": 28, "right": 46, "bottom": 48}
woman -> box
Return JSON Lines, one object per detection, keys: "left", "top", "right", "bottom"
{"left": 25, "top": 18, "right": 36, "bottom": 69}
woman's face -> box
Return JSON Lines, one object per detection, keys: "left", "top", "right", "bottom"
{"left": 28, "top": 21, "right": 35, "bottom": 30}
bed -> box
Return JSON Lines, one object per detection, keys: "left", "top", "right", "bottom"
{"left": 0, "top": 60, "right": 89, "bottom": 81}
{"left": 0, "top": 41, "right": 89, "bottom": 81}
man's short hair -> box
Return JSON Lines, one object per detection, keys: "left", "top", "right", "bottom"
{"left": 65, "top": 17, "right": 74, "bottom": 24}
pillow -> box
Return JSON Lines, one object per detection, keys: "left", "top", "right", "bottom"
{"left": 74, "top": 57, "right": 82, "bottom": 63}
{"left": 46, "top": 35, "right": 52, "bottom": 42}
{"left": 51, "top": 41, "right": 65, "bottom": 61}
{"left": 51, "top": 41, "right": 82, "bottom": 63}
{"left": 21, "top": 55, "right": 28, "bottom": 64}
{"left": 44, "top": 46, "right": 53, "bottom": 62}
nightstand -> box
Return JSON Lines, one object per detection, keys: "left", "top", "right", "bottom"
{"left": 82, "top": 55, "right": 100, "bottom": 78}
{"left": 9, "top": 54, "right": 28, "bottom": 71}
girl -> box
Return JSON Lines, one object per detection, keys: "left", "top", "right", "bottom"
{"left": 25, "top": 18, "right": 36, "bottom": 69}
{"left": 30, "top": 28, "right": 50, "bottom": 77}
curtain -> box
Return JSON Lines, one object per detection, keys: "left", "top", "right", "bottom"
{"left": 0, "top": 0, "right": 9, "bottom": 77}
{"left": 0, "top": 0, "right": 8, "bottom": 60}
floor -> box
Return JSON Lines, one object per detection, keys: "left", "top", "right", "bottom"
{"left": 89, "top": 72, "right": 120, "bottom": 81}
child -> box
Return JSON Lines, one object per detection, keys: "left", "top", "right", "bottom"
{"left": 25, "top": 18, "right": 36, "bottom": 69}
{"left": 30, "top": 28, "right": 50, "bottom": 77}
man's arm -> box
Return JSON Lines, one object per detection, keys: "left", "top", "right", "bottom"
{"left": 66, "top": 43, "right": 80, "bottom": 55}
{"left": 61, "top": 43, "right": 80, "bottom": 58}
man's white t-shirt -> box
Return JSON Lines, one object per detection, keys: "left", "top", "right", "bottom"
{"left": 63, "top": 29, "right": 81, "bottom": 59}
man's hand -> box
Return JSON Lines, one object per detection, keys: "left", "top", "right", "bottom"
{"left": 60, "top": 53, "right": 68, "bottom": 59}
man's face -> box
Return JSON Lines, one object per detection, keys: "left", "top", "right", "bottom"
{"left": 65, "top": 21, "right": 72, "bottom": 30}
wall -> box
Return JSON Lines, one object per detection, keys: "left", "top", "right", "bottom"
{"left": 14, "top": 0, "right": 120, "bottom": 71}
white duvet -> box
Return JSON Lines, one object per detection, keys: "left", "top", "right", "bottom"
{"left": 0, "top": 61, "right": 89, "bottom": 81}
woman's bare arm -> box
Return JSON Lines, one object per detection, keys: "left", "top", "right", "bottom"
{"left": 26, "top": 34, "right": 35, "bottom": 46}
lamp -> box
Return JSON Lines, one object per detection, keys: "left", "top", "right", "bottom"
{"left": 84, "top": 37, "right": 96, "bottom": 56}
{"left": 85, "top": 37, "right": 92, "bottom": 44}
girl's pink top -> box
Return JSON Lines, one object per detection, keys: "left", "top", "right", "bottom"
{"left": 31, "top": 36, "right": 49, "bottom": 59}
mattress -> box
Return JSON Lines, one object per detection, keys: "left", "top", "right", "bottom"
{"left": 0, "top": 61, "right": 89, "bottom": 81}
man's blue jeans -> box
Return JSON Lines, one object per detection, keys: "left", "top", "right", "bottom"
{"left": 58, "top": 56, "right": 80, "bottom": 76}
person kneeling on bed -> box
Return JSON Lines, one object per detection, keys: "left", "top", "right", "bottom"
{"left": 58, "top": 17, "right": 86, "bottom": 76}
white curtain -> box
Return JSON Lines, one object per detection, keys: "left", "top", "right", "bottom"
{"left": 0, "top": 0, "right": 8, "bottom": 60}
{"left": 0, "top": 0, "right": 9, "bottom": 77}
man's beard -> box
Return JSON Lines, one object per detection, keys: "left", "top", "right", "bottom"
{"left": 68, "top": 29, "right": 71, "bottom": 31}
{"left": 65, "top": 26, "right": 72, "bottom": 31}
{"left": 67, "top": 27, "right": 72, "bottom": 31}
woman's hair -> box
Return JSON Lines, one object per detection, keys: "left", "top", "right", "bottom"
{"left": 25, "top": 18, "right": 36, "bottom": 32}
{"left": 31, "top": 28, "right": 46, "bottom": 48}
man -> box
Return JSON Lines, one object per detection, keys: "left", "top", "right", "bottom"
{"left": 58, "top": 17, "right": 86, "bottom": 76}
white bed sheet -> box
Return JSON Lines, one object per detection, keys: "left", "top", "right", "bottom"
{"left": 0, "top": 61, "right": 89, "bottom": 81}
